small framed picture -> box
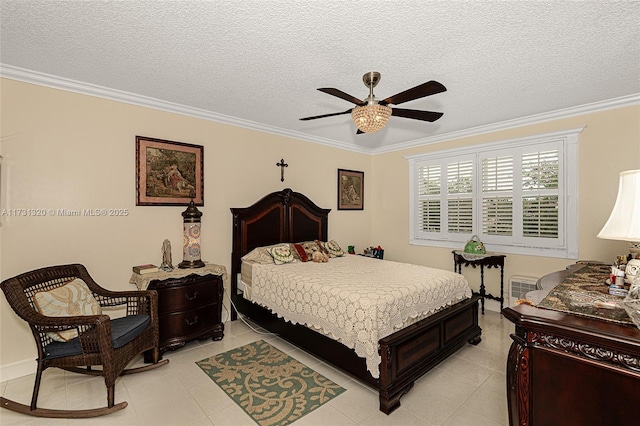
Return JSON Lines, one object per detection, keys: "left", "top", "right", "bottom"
{"left": 136, "top": 136, "right": 204, "bottom": 206}
{"left": 337, "top": 169, "right": 364, "bottom": 210}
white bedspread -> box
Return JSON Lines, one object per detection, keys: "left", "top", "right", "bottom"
{"left": 246, "top": 255, "right": 472, "bottom": 378}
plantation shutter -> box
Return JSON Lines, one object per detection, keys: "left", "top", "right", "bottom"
{"left": 522, "top": 149, "right": 559, "bottom": 239}
{"left": 480, "top": 144, "right": 562, "bottom": 248}
{"left": 482, "top": 155, "right": 513, "bottom": 236}
{"left": 417, "top": 164, "right": 441, "bottom": 232}
{"left": 447, "top": 161, "right": 473, "bottom": 234}
{"left": 408, "top": 128, "right": 577, "bottom": 257}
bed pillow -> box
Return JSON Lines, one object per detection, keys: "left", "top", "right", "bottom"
{"left": 267, "top": 244, "right": 295, "bottom": 265}
{"left": 315, "top": 240, "right": 329, "bottom": 255}
{"left": 297, "top": 241, "right": 321, "bottom": 259}
{"left": 316, "top": 240, "right": 346, "bottom": 257}
{"left": 242, "top": 246, "right": 276, "bottom": 264}
{"left": 34, "top": 278, "right": 102, "bottom": 342}
{"left": 292, "top": 243, "right": 311, "bottom": 262}
{"left": 324, "top": 240, "right": 345, "bottom": 258}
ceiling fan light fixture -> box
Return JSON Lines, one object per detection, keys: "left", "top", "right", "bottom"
{"left": 351, "top": 104, "right": 392, "bottom": 133}
{"left": 300, "top": 72, "right": 445, "bottom": 133}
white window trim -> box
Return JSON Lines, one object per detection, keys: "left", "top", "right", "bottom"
{"left": 406, "top": 127, "right": 583, "bottom": 259}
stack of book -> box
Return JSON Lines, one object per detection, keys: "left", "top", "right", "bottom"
{"left": 132, "top": 264, "right": 159, "bottom": 274}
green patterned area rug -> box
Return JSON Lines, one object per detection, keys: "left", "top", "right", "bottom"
{"left": 196, "top": 340, "right": 346, "bottom": 426}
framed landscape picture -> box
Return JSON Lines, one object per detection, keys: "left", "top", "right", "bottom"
{"left": 337, "top": 168, "right": 364, "bottom": 210}
{"left": 136, "top": 136, "right": 204, "bottom": 206}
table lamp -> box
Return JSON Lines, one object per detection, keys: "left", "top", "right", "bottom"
{"left": 597, "top": 169, "right": 640, "bottom": 329}
{"left": 597, "top": 169, "right": 640, "bottom": 259}
{"left": 179, "top": 200, "right": 205, "bottom": 269}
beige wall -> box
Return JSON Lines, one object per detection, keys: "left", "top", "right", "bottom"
{"left": 1, "top": 78, "right": 638, "bottom": 376}
{"left": 370, "top": 105, "right": 640, "bottom": 294}
{"left": 0, "top": 79, "right": 372, "bottom": 369}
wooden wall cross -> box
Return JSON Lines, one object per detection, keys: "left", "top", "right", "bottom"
{"left": 276, "top": 158, "right": 288, "bottom": 182}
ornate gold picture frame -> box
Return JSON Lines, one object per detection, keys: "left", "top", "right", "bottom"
{"left": 136, "top": 136, "right": 204, "bottom": 206}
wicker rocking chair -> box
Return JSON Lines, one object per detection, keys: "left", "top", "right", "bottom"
{"left": 0, "top": 264, "right": 169, "bottom": 418}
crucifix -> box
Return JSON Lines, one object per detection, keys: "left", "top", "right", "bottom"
{"left": 276, "top": 158, "right": 288, "bottom": 182}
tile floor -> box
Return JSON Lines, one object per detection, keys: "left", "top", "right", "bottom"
{"left": 0, "top": 310, "right": 513, "bottom": 426}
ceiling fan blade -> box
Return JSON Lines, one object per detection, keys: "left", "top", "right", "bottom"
{"left": 318, "top": 88, "right": 364, "bottom": 105}
{"left": 381, "top": 80, "right": 447, "bottom": 106}
{"left": 299, "top": 109, "right": 353, "bottom": 121}
{"left": 392, "top": 108, "right": 444, "bottom": 122}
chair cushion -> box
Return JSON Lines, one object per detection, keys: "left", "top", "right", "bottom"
{"left": 43, "top": 314, "right": 151, "bottom": 360}
{"left": 33, "top": 278, "right": 102, "bottom": 342}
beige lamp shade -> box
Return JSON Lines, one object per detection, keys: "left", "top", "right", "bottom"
{"left": 597, "top": 169, "right": 640, "bottom": 241}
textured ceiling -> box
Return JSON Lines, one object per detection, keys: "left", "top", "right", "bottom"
{"left": 1, "top": 1, "right": 639, "bottom": 153}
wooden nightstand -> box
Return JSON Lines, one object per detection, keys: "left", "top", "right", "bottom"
{"left": 130, "top": 264, "right": 226, "bottom": 356}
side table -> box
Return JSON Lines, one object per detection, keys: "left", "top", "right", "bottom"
{"left": 453, "top": 251, "right": 506, "bottom": 314}
{"left": 130, "top": 263, "right": 226, "bottom": 357}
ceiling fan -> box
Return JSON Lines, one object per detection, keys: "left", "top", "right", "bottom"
{"left": 299, "top": 71, "right": 446, "bottom": 134}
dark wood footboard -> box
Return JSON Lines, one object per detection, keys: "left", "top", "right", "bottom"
{"left": 379, "top": 294, "right": 481, "bottom": 413}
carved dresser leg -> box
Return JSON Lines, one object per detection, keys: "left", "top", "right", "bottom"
{"left": 507, "top": 335, "right": 529, "bottom": 426}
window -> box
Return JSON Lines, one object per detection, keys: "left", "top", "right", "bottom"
{"left": 407, "top": 128, "right": 581, "bottom": 258}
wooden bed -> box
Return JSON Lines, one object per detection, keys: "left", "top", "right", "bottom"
{"left": 230, "top": 188, "right": 482, "bottom": 414}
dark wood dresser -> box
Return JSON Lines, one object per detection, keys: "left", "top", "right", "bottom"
{"left": 131, "top": 265, "right": 225, "bottom": 356}
{"left": 502, "top": 266, "right": 640, "bottom": 426}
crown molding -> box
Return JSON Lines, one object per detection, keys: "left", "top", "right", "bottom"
{"left": 2, "top": 64, "right": 638, "bottom": 156}
{"left": 372, "top": 93, "right": 640, "bottom": 154}
{"left": 0, "top": 64, "right": 371, "bottom": 154}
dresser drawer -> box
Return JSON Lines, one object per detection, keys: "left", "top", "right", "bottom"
{"left": 159, "top": 304, "right": 217, "bottom": 343}
{"left": 154, "top": 275, "right": 219, "bottom": 313}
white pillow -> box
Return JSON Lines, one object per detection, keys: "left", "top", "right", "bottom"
{"left": 242, "top": 246, "right": 277, "bottom": 264}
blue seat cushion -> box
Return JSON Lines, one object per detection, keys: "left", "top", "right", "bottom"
{"left": 43, "top": 314, "right": 151, "bottom": 360}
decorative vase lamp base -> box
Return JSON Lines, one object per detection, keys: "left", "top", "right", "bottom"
{"left": 179, "top": 200, "right": 205, "bottom": 270}
{"left": 179, "top": 259, "right": 205, "bottom": 269}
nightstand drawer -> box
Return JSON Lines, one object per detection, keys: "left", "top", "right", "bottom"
{"left": 159, "top": 303, "right": 217, "bottom": 343}
{"left": 155, "top": 275, "right": 218, "bottom": 313}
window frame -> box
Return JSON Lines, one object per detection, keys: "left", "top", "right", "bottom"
{"left": 406, "top": 128, "right": 582, "bottom": 259}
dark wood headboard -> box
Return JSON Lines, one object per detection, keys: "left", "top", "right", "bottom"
{"left": 230, "top": 188, "right": 331, "bottom": 305}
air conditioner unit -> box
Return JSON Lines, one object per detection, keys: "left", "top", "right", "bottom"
{"left": 509, "top": 275, "right": 539, "bottom": 307}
